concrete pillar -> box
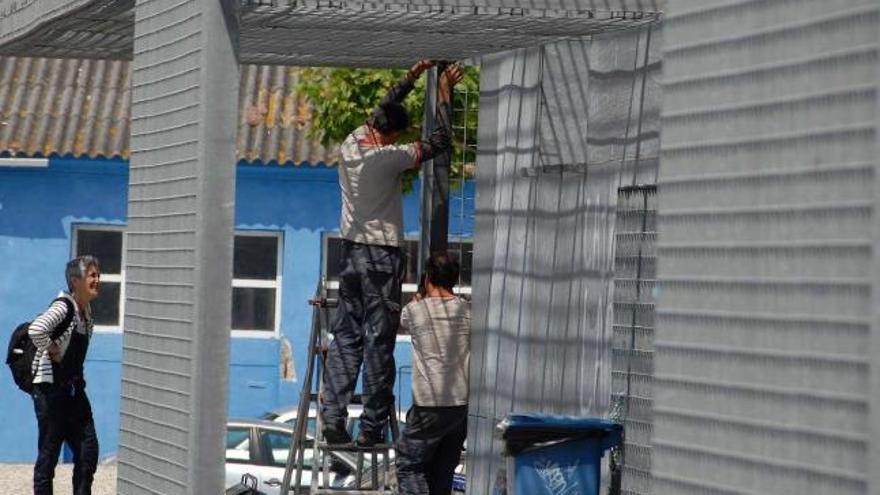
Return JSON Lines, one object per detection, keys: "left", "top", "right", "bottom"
{"left": 116, "top": 0, "right": 239, "bottom": 493}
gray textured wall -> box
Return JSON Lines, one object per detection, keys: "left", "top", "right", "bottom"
{"left": 654, "top": 1, "right": 877, "bottom": 494}
{"left": 116, "top": 0, "right": 238, "bottom": 493}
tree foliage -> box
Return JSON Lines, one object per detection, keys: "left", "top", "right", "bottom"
{"left": 296, "top": 66, "right": 480, "bottom": 191}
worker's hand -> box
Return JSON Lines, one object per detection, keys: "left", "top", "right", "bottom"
{"left": 47, "top": 343, "right": 62, "bottom": 363}
{"left": 439, "top": 64, "right": 464, "bottom": 89}
{"left": 407, "top": 60, "right": 435, "bottom": 81}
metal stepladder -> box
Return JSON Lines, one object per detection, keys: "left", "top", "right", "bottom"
{"left": 280, "top": 281, "right": 400, "bottom": 495}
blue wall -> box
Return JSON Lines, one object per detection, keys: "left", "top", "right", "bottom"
{"left": 0, "top": 157, "right": 474, "bottom": 461}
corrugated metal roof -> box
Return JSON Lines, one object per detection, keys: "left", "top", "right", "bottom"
{"left": 237, "top": 63, "right": 337, "bottom": 166}
{"left": 0, "top": 56, "right": 338, "bottom": 165}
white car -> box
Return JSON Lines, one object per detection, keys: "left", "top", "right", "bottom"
{"left": 225, "top": 418, "right": 363, "bottom": 494}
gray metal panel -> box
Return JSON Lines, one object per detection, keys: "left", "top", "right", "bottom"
{"left": 239, "top": 3, "right": 660, "bottom": 68}
{"left": 612, "top": 186, "right": 658, "bottom": 495}
{"left": 655, "top": 1, "right": 875, "bottom": 494}
{"left": 251, "top": 0, "right": 664, "bottom": 9}
{"left": 469, "top": 46, "right": 543, "bottom": 495}
{"left": 599, "top": 25, "right": 661, "bottom": 495}
{"left": 116, "top": 0, "right": 238, "bottom": 494}
{"left": 0, "top": 0, "right": 134, "bottom": 59}
{"left": 468, "top": 28, "right": 658, "bottom": 492}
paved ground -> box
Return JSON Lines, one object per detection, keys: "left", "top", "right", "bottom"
{"left": 0, "top": 462, "right": 117, "bottom": 495}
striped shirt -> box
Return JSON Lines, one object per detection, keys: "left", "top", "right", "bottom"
{"left": 28, "top": 291, "right": 93, "bottom": 385}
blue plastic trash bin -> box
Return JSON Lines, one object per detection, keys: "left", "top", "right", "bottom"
{"left": 496, "top": 414, "right": 622, "bottom": 495}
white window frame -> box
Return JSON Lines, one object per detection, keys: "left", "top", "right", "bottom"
{"left": 231, "top": 230, "right": 283, "bottom": 338}
{"left": 71, "top": 224, "right": 126, "bottom": 333}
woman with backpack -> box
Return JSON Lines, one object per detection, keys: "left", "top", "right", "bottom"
{"left": 27, "top": 255, "right": 101, "bottom": 495}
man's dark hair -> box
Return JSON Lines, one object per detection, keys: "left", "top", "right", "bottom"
{"left": 425, "top": 253, "right": 460, "bottom": 291}
{"left": 371, "top": 102, "right": 409, "bottom": 135}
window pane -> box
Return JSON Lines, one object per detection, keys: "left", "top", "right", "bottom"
{"left": 260, "top": 431, "right": 291, "bottom": 466}
{"left": 92, "top": 281, "right": 120, "bottom": 326}
{"left": 226, "top": 427, "right": 251, "bottom": 462}
{"left": 76, "top": 229, "right": 122, "bottom": 274}
{"left": 448, "top": 242, "right": 473, "bottom": 286}
{"left": 234, "top": 235, "right": 278, "bottom": 280}
{"left": 232, "top": 287, "right": 275, "bottom": 331}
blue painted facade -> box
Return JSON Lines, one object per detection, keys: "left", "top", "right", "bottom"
{"left": 0, "top": 156, "right": 474, "bottom": 462}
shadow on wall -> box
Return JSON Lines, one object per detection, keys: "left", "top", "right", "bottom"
{"left": 467, "top": 25, "right": 661, "bottom": 494}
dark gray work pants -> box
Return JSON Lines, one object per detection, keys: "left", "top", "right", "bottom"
{"left": 322, "top": 240, "right": 404, "bottom": 436}
{"left": 397, "top": 405, "right": 468, "bottom": 495}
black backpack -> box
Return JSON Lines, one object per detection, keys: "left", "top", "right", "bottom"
{"left": 6, "top": 297, "right": 74, "bottom": 393}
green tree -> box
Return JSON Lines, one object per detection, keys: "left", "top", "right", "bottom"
{"left": 296, "top": 65, "right": 479, "bottom": 191}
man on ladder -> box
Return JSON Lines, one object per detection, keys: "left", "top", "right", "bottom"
{"left": 323, "top": 60, "right": 463, "bottom": 446}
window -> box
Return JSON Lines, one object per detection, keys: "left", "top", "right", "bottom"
{"left": 73, "top": 226, "right": 125, "bottom": 330}
{"left": 226, "top": 427, "right": 252, "bottom": 463}
{"left": 260, "top": 430, "right": 292, "bottom": 467}
{"left": 232, "top": 232, "right": 282, "bottom": 334}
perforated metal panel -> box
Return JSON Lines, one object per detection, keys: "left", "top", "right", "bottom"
{"left": 0, "top": 0, "right": 662, "bottom": 67}
{"left": 654, "top": 1, "right": 877, "bottom": 493}
{"left": 612, "top": 185, "right": 657, "bottom": 495}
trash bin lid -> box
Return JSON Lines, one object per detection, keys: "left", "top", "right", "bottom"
{"left": 497, "top": 414, "right": 622, "bottom": 455}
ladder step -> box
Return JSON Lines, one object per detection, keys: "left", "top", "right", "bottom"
{"left": 312, "top": 491, "right": 393, "bottom": 494}
{"left": 317, "top": 442, "right": 395, "bottom": 452}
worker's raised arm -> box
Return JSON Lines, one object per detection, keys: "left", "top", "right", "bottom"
{"left": 379, "top": 59, "right": 434, "bottom": 107}
{"left": 412, "top": 64, "right": 463, "bottom": 165}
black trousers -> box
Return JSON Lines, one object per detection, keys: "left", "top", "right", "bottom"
{"left": 322, "top": 240, "right": 405, "bottom": 435}
{"left": 397, "top": 405, "right": 468, "bottom": 495}
{"left": 32, "top": 382, "right": 99, "bottom": 495}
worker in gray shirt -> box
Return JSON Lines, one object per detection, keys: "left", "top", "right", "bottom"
{"left": 397, "top": 253, "right": 470, "bottom": 495}
{"left": 322, "top": 61, "right": 464, "bottom": 446}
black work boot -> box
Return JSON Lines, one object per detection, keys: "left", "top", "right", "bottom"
{"left": 356, "top": 428, "right": 385, "bottom": 447}
{"left": 322, "top": 423, "right": 352, "bottom": 445}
